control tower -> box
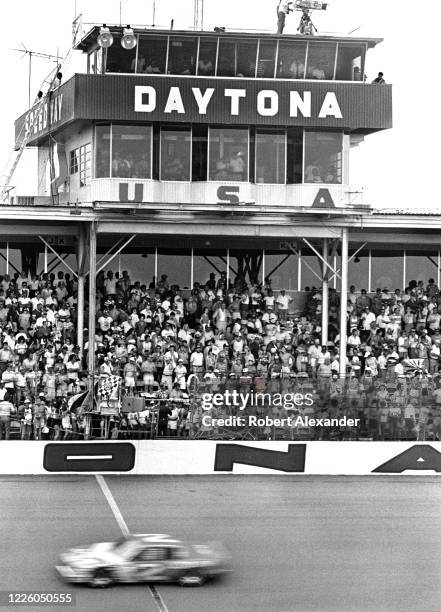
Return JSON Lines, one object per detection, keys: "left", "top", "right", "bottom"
{"left": 11, "top": 21, "right": 394, "bottom": 376}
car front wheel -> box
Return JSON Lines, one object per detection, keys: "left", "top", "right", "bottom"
{"left": 89, "top": 568, "right": 113, "bottom": 588}
{"left": 178, "top": 572, "right": 206, "bottom": 587}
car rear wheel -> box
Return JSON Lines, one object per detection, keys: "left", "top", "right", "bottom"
{"left": 178, "top": 572, "right": 206, "bottom": 587}
{"left": 89, "top": 568, "right": 113, "bottom": 588}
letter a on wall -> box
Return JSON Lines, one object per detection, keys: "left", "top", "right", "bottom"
{"left": 311, "top": 188, "right": 335, "bottom": 209}
{"left": 372, "top": 445, "right": 441, "bottom": 473}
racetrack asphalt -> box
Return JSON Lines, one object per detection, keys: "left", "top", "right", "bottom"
{"left": 1, "top": 475, "right": 441, "bottom": 612}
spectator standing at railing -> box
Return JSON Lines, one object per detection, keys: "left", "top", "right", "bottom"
{"left": 33, "top": 397, "right": 46, "bottom": 440}
{"left": 403, "top": 401, "right": 416, "bottom": 439}
{"left": 21, "top": 399, "right": 33, "bottom": 440}
{"left": 276, "top": 289, "right": 292, "bottom": 321}
{"left": 157, "top": 401, "right": 172, "bottom": 437}
{"left": 0, "top": 396, "right": 12, "bottom": 440}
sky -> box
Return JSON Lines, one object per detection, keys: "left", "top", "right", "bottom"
{"left": 0, "top": 0, "right": 439, "bottom": 209}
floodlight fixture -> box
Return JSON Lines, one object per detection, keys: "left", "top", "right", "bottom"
{"left": 121, "top": 25, "right": 137, "bottom": 50}
{"left": 97, "top": 24, "right": 114, "bottom": 49}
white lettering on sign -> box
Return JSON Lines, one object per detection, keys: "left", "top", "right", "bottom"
{"left": 134, "top": 86, "right": 157, "bottom": 112}
{"left": 257, "top": 90, "right": 279, "bottom": 117}
{"left": 224, "top": 89, "right": 247, "bottom": 115}
{"left": 50, "top": 94, "right": 63, "bottom": 124}
{"left": 290, "top": 91, "right": 311, "bottom": 118}
{"left": 164, "top": 87, "right": 185, "bottom": 114}
{"left": 318, "top": 92, "right": 343, "bottom": 119}
{"left": 192, "top": 87, "right": 215, "bottom": 115}
{"left": 24, "top": 94, "right": 63, "bottom": 139}
{"left": 133, "top": 86, "right": 343, "bottom": 120}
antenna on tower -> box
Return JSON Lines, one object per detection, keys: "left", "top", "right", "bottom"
{"left": 12, "top": 44, "right": 59, "bottom": 106}
{"left": 194, "top": 0, "right": 204, "bottom": 31}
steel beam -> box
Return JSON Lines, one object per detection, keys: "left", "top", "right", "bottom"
{"left": 96, "top": 238, "right": 125, "bottom": 270}
{"left": 47, "top": 254, "right": 69, "bottom": 276}
{"left": 0, "top": 251, "right": 20, "bottom": 275}
{"left": 266, "top": 254, "right": 292, "bottom": 279}
{"left": 95, "top": 235, "right": 136, "bottom": 276}
{"left": 38, "top": 236, "right": 78, "bottom": 279}
{"left": 339, "top": 228, "right": 348, "bottom": 378}
{"left": 88, "top": 223, "right": 97, "bottom": 391}
{"left": 77, "top": 225, "right": 86, "bottom": 358}
{"left": 286, "top": 243, "right": 321, "bottom": 282}
{"left": 302, "top": 237, "right": 341, "bottom": 280}
{"left": 322, "top": 238, "right": 329, "bottom": 347}
{"left": 328, "top": 242, "right": 368, "bottom": 284}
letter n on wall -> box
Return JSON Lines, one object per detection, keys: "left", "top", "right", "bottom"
{"left": 214, "top": 444, "right": 306, "bottom": 472}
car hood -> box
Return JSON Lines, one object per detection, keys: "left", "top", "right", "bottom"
{"left": 61, "top": 542, "right": 121, "bottom": 567}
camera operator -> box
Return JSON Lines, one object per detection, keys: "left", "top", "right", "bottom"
{"left": 277, "top": 0, "right": 294, "bottom": 34}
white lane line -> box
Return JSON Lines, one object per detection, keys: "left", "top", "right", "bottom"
{"left": 95, "top": 475, "right": 170, "bottom": 612}
{"left": 95, "top": 474, "right": 130, "bottom": 537}
{"left": 149, "top": 586, "right": 169, "bottom": 612}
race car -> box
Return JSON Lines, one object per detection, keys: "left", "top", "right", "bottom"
{"left": 56, "top": 533, "right": 231, "bottom": 587}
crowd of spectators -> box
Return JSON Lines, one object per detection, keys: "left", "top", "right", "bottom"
{"left": 0, "top": 267, "right": 441, "bottom": 442}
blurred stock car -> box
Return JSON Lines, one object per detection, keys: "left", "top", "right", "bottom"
{"left": 56, "top": 534, "right": 231, "bottom": 587}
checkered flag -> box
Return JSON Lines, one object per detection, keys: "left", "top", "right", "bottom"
{"left": 98, "top": 375, "right": 121, "bottom": 399}
{"left": 403, "top": 359, "right": 426, "bottom": 375}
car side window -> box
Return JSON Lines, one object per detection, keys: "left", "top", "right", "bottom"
{"left": 135, "top": 547, "right": 168, "bottom": 562}
{"left": 170, "top": 546, "right": 190, "bottom": 560}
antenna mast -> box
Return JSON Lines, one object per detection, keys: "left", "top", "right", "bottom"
{"left": 12, "top": 45, "right": 59, "bottom": 107}
{"left": 194, "top": 0, "right": 204, "bottom": 31}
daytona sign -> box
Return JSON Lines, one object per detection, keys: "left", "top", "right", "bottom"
{"left": 134, "top": 85, "right": 342, "bottom": 119}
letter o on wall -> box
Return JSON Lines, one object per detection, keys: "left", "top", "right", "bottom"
{"left": 257, "top": 90, "right": 279, "bottom": 117}
{"left": 43, "top": 443, "right": 136, "bottom": 472}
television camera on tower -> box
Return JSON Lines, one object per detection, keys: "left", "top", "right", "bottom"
{"left": 294, "top": 0, "right": 328, "bottom": 35}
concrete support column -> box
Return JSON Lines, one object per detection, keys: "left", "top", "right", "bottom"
{"left": 368, "top": 249, "right": 372, "bottom": 293}
{"left": 436, "top": 251, "right": 441, "bottom": 287}
{"left": 88, "top": 223, "right": 97, "bottom": 388}
{"left": 321, "top": 238, "right": 329, "bottom": 347}
{"left": 403, "top": 250, "right": 406, "bottom": 291}
{"left": 339, "top": 228, "right": 348, "bottom": 378}
{"left": 77, "top": 225, "right": 86, "bottom": 359}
